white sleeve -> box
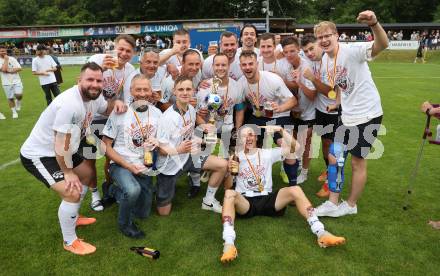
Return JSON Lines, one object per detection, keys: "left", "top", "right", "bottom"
{"left": 52, "top": 105, "right": 77, "bottom": 134}
{"left": 11, "top": 58, "right": 21, "bottom": 69}
{"left": 156, "top": 113, "right": 172, "bottom": 144}
{"left": 273, "top": 74, "right": 292, "bottom": 99}
{"left": 31, "top": 59, "right": 37, "bottom": 72}
{"left": 350, "top": 42, "right": 374, "bottom": 62}
{"left": 49, "top": 57, "right": 57, "bottom": 68}
{"left": 202, "top": 57, "right": 213, "bottom": 79}
{"left": 102, "top": 112, "right": 118, "bottom": 139}
{"left": 88, "top": 54, "right": 104, "bottom": 66}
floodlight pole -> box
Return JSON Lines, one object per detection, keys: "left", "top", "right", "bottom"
{"left": 266, "top": 0, "right": 270, "bottom": 32}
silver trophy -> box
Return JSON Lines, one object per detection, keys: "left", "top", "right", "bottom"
{"left": 205, "top": 76, "right": 223, "bottom": 144}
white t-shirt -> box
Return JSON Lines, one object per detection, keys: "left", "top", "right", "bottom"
{"left": 238, "top": 70, "right": 293, "bottom": 118}
{"left": 159, "top": 48, "right": 203, "bottom": 67}
{"left": 156, "top": 104, "right": 196, "bottom": 175}
{"left": 308, "top": 57, "right": 337, "bottom": 114}
{"left": 196, "top": 78, "right": 242, "bottom": 132}
{"left": 160, "top": 73, "right": 201, "bottom": 105}
{"left": 202, "top": 55, "right": 243, "bottom": 81}
{"left": 236, "top": 47, "right": 260, "bottom": 58}
{"left": 31, "top": 55, "right": 57, "bottom": 85}
{"left": 278, "top": 57, "right": 316, "bottom": 120}
{"left": 321, "top": 42, "right": 383, "bottom": 126}
{"left": 88, "top": 54, "right": 135, "bottom": 119}
{"left": 235, "top": 148, "right": 282, "bottom": 196}
{"left": 103, "top": 105, "right": 162, "bottom": 173}
{"left": 0, "top": 56, "right": 22, "bottom": 86}
{"left": 122, "top": 66, "right": 167, "bottom": 105}
{"left": 20, "top": 85, "right": 107, "bottom": 158}
{"left": 257, "top": 57, "right": 284, "bottom": 76}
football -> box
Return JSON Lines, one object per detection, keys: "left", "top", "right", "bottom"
{"left": 206, "top": 93, "right": 223, "bottom": 110}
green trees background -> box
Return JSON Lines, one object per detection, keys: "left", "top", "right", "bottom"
{"left": 0, "top": 0, "right": 439, "bottom": 26}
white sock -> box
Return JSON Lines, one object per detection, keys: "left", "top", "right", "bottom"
{"left": 307, "top": 214, "right": 325, "bottom": 237}
{"left": 222, "top": 223, "right": 236, "bottom": 245}
{"left": 190, "top": 172, "right": 201, "bottom": 187}
{"left": 11, "top": 107, "right": 17, "bottom": 114}
{"left": 79, "top": 185, "right": 88, "bottom": 204}
{"left": 301, "top": 168, "right": 308, "bottom": 176}
{"left": 58, "top": 200, "right": 80, "bottom": 245}
{"left": 91, "top": 187, "right": 101, "bottom": 202}
{"left": 205, "top": 186, "right": 218, "bottom": 201}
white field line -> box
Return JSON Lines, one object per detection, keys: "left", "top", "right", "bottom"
{"left": 0, "top": 158, "right": 20, "bottom": 170}
{"left": 374, "top": 76, "right": 440, "bottom": 79}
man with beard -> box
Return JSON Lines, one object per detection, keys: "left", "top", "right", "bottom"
{"left": 236, "top": 24, "right": 260, "bottom": 57}
{"left": 83, "top": 34, "right": 136, "bottom": 211}
{"left": 238, "top": 50, "right": 298, "bottom": 187}
{"left": 123, "top": 50, "right": 167, "bottom": 107}
{"left": 219, "top": 126, "right": 346, "bottom": 263}
{"left": 20, "top": 62, "right": 126, "bottom": 255}
{"left": 313, "top": 10, "right": 388, "bottom": 217}
{"left": 258, "top": 33, "right": 283, "bottom": 76}
{"left": 196, "top": 53, "right": 245, "bottom": 158}
{"left": 102, "top": 75, "right": 162, "bottom": 238}
{"left": 202, "top": 31, "right": 243, "bottom": 81}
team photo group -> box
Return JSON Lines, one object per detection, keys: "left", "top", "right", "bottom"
{"left": 15, "top": 10, "right": 398, "bottom": 262}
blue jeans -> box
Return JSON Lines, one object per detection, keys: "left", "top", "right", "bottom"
{"left": 109, "top": 163, "right": 154, "bottom": 227}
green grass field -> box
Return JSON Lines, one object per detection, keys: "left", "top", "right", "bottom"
{"left": 1, "top": 52, "right": 440, "bottom": 275}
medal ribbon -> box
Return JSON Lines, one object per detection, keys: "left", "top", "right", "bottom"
{"left": 326, "top": 45, "right": 339, "bottom": 91}
{"left": 244, "top": 150, "right": 263, "bottom": 192}
{"left": 132, "top": 108, "right": 150, "bottom": 143}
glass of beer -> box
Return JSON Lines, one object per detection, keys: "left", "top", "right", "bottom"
{"left": 264, "top": 101, "right": 274, "bottom": 118}
{"left": 106, "top": 50, "right": 119, "bottom": 69}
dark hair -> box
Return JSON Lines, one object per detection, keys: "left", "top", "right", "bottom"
{"left": 81, "top": 62, "right": 103, "bottom": 73}
{"left": 281, "top": 36, "right": 299, "bottom": 48}
{"left": 174, "top": 75, "right": 193, "bottom": 88}
{"left": 240, "top": 24, "right": 257, "bottom": 40}
{"left": 259, "top": 33, "right": 276, "bottom": 46}
{"left": 0, "top": 45, "right": 6, "bottom": 49}
{"left": 173, "top": 29, "right": 190, "bottom": 38}
{"left": 182, "top": 49, "right": 201, "bottom": 63}
{"left": 300, "top": 34, "right": 317, "bottom": 47}
{"left": 212, "top": 53, "right": 229, "bottom": 64}
{"left": 220, "top": 31, "right": 238, "bottom": 42}
{"left": 239, "top": 50, "right": 257, "bottom": 60}
{"left": 115, "top": 34, "right": 136, "bottom": 49}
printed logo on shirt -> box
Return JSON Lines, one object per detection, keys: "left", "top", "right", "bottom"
{"left": 102, "top": 73, "right": 124, "bottom": 100}
{"left": 335, "top": 66, "right": 355, "bottom": 96}
{"left": 127, "top": 121, "right": 157, "bottom": 152}
{"left": 239, "top": 164, "right": 266, "bottom": 191}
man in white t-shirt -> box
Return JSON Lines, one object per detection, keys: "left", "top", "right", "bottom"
{"left": 102, "top": 75, "right": 162, "bottom": 239}
{"left": 219, "top": 126, "right": 346, "bottom": 263}
{"left": 196, "top": 53, "right": 245, "bottom": 158}
{"left": 258, "top": 33, "right": 283, "bottom": 76}
{"left": 238, "top": 50, "right": 299, "bottom": 187}
{"left": 202, "top": 31, "right": 243, "bottom": 81}
{"left": 32, "top": 44, "right": 60, "bottom": 105}
{"left": 156, "top": 76, "right": 229, "bottom": 215}
{"left": 279, "top": 37, "right": 317, "bottom": 185}
{"left": 82, "top": 34, "right": 136, "bottom": 212}
{"left": 123, "top": 50, "right": 166, "bottom": 107}
{"left": 301, "top": 34, "right": 337, "bottom": 197}
{"left": 20, "top": 63, "right": 126, "bottom": 255}
{"left": 313, "top": 10, "right": 388, "bottom": 217}
{"left": 0, "top": 45, "right": 23, "bottom": 119}
{"left": 236, "top": 24, "right": 260, "bottom": 58}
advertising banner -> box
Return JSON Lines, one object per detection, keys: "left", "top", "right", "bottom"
{"left": 28, "top": 29, "right": 59, "bottom": 38}
{"left": 143, "top": 24, "right": 182, "bottom": 33}
{"left": 58, "top": 28, "right": 84, "bottom": 37}
{"left": 0, "top": 30, "right": 27, "bottom": 38}
{"left": 115, "top": 25, "right": 141, "bottom": 34}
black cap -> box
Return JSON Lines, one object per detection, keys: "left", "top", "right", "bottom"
{"left": 36, "top": 44, "right": 46, "bottom": 51}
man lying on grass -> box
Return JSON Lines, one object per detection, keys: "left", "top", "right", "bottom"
{"left": 220, "top": 125, "right": 346, "bottom": 263}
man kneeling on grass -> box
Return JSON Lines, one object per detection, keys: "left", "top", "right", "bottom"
{"left": 102, "top": 75, "right": 163, "bottom": 238}
{"left": 220, "top": 125, "right": 346, "bottom": 263}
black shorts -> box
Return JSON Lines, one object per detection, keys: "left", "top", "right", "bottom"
{"left": 293, "top": 118, "right": 315, "bottom": 132}
{"left": 238, "top": 190, "right": 286, "bottom": 218}
{"left": 334, "top": 115, "right": 383, "bottom": 159}
{"left": 77, "top": 118, "right": 107, "bottom": 160}
{"left": 245, "top": 115, "right": 293, "bottom": 147}
{"left": 156, "top": 155, "right": 209, "bottom": 207}
{"left": 20, "top": 153, "right": 84, "bottom": 188}
{"left": 314, "top": 109, "right": 339, "bottom": 141}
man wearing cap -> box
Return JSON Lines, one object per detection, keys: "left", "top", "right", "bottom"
{"left": 32, "top": 44, "right": 60, "bottom": 105}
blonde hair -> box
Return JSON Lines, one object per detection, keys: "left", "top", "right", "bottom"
{"left": 314, "top": 21, "right": 337, "bottom": 36}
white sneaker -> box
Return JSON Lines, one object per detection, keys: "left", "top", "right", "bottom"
{"left": 90, "top": 199, "right": 104, "bottom": 212}
{"left": 202, "top": 197, "right": 222, "bottom": 213}
{"left": 12, "top": 112, "right": 18, "bottom": 119}
{"left": 0, "top": 112, "right": 5, "bottom": 120}
{"left": 315, "top": 200, "right": 340, "bottom": 217}
{"left": 332, "top": 201, "right": 357, "bottom": 217}
{"left": 297, "top": 172, "right": 308, "bottom": 184}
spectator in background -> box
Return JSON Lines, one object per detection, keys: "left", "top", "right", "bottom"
{"left": 32, "top": 44, "right": 60, "bottom": 105}
{"left": 48, "top": 49, "right": 63, "bottom": 85}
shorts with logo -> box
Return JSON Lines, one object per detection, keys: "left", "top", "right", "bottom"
{"left": 334, "top": 115, "right": 383, "bottom": 159}
{"left": 20, "top": 153, "right": 84, "bottom": 188}
{"left": 237, "top": 189, "right": 286, "bottom": 218}
{"left": 156, "top": 155, "right": 209, "bottom": 207}
{"left": 3, "top": 83, "right": 23, "bottom": 99}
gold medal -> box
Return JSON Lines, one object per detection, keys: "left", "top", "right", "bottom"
{"left": 255, "top": 109, "right": 262, "bottom": 118}
{"left": 85, "top": 135, "right": 96, "bottom": 145}
{"left": 328, "top": 90, "right": 336, "bottom": 100}
{"left": 257, "top": 177, "right": 264, "bottom": 192}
